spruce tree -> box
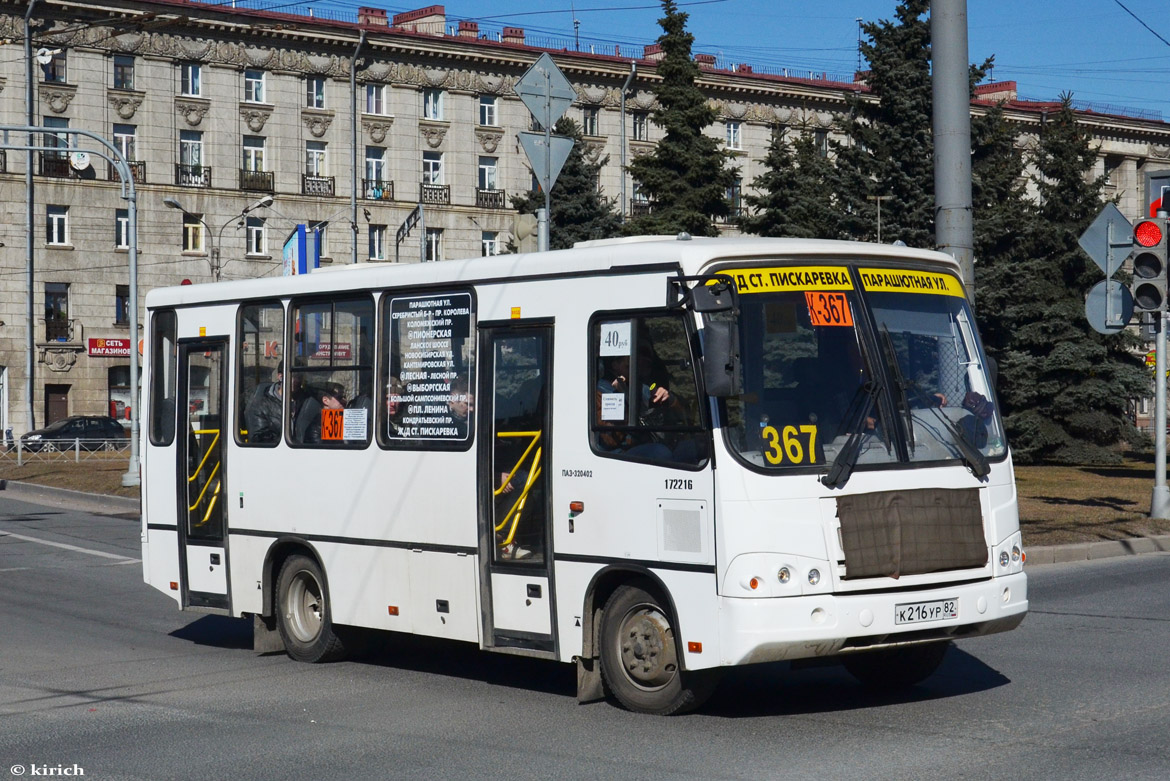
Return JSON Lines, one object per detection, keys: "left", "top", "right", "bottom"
{"left": 511, "top": 118, "right": 621, "bottom": 250}
{"left": 993, "top": 96, "right": 1149, "bottom": 464}
{"left": 739, "top": 128, "right": 847, "bottom": 240}
{"left": 624, "top": 0, "right": 737, "bottom": 237}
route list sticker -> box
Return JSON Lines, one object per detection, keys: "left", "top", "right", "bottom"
{"left": 389, "top": 293, "right": 474, "bottom": 440}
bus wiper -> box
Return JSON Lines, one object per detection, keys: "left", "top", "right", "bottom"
{"left": 879, "top": 327, "right": 915, "bottom": 454}
{"left": 880, "top": 336, "right": 990, "bottom": 478}
{"left": 821, "top": 380, "right": 882, "bottom": 489}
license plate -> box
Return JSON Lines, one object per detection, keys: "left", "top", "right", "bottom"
{"left": 894, "top": 598, "right": 957, "bottom": 625}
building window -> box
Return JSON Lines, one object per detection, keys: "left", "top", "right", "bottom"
{"left": 243, "top": 136, "right": 266, "bottom": 171}
{"left": 479, "top": 95, "right": 498, "bottom": 126}
{"left": 306, "top": 141, "right": 327, "bottom": 176}
{"left": 43, "top": 117, "right": 69, "bottom": 158}
{"left": 180, "top": 62, "right": 201, "bottom": 96}
{"left": 425, "top": 228, "right": 443, "bottom": 262}
{"left": 45, "top": 283, "right": 69, "bottom": 341}
{"left": 481, "top": 231, "right": 500, "bottom": 257}
{"left": 365, "top": 146, "right": 386, "bottom": 182}
{"left": 306, "top": 76, "right": 326, "bottom": 108}
{"left": 814, "top": 129, "right": 829, "bottom": 158}
{"left": 423, "top": 151, "right": 443, "bottom": 184}
{"left": 244, "top": 69, "right": 265, "bottom": 103}
{"left": 582, "top": 106, "right": 599, "bottom": 136}
{"left": 632, "top": 111, "right": 648, "bottom": 142}
{"left": 1104, "top": 155, "right": 1123, "bottom": 187}
{"left": 727, "top": 177, "right": 742, "bottom": 216}
{"left": 47, "top": 205, "right": 69, "bottom": 245}
{"left": 365, "top": 83, "right": 386, "bottom": 115}
{"left": 369, "top": 225, "right": 387, "bottom": 260}
{"left": 725, "top": 120, "right": 742, "bottom": 150}
{"left": 179, "top": 130, "right": 203, "bottom": 167}
{"left": 115, "top": 208, "right": 130, "bottom": 249}
{"left": 182, "top": 213, "right": 204, "bottom": 252}
{"left": 478, "top": 156, "right": 498, "bottom": 191}
{"left": 309, "top": 221, "right": 328, "bottom": 259}
{"left": 42, "top": 50, "right": 67, "bottom": 83}
{"left": 113, "top": 123, "right": 136, "bottom": 161}
{"left": 246, "top": 217, "right": 266, "bottom": 255}
{"left": 113, "top": 55, "right": 135, "bottom": 90}
{"left": 115, "top": 284, "right": 130, "bottom": 325}
{"left": 423, "top": 88, "right": 444, "bottom": 120}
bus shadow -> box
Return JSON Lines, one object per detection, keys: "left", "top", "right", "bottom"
{"left": 701, "top": 646, "right": 1010, "bottom": 718}
{"left": 169, "top": 615, "right": 256, "bottom": 650}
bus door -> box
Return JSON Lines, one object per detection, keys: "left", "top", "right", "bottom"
{"left": 478, "top": 323, "right": 555, "bottom": 654}
{"left": 176, "top": 338, "right": 230, "bottom": 611}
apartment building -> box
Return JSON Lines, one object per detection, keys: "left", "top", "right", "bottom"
{"left": 0, "top": 0, "right": 1168, "bottom": 435}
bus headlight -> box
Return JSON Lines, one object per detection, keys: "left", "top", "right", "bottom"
{"left": 807, "top": 568, "right": 820, "bottom": 586}
{"left": 999, "top": 551, "right": 1010, "bottom": 568}
{"left": 777, "top": 567, "right": 791, "bottom": 584}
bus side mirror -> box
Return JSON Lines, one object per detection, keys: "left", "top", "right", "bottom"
{"left": 667, "top": 277, "right": 737, "bottom": 313}
{"left": 702, "top": 320, "right": 742, "bottom": 397}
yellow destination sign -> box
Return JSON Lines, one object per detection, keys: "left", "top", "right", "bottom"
{"left": 858, "top": 268, "right": 965, "bottom": 297}
{"left": 718, "top": 266, "right": 853, "bottom": 294}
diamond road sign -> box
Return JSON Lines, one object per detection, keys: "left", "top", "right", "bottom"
{"left": 518, "top": 131, "right": 575, "bottom": 194}
{"left": 515, "top": 53, "right": 576, "bottom": 131}
{"left": 1079, "top": 202, "right": 1133, "bottom": 277}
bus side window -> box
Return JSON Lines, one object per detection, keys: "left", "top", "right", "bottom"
{"left": 289, "top": 296, "right": 375, "bottom": 447}
{"left": 149, "top": 309, "right": 178, "bottom": 446}
{"left": 237, "top": 301, "right": 284, "bottom": 446}
{"left": 590, "top": 312, "right": 707, "bottom": 467}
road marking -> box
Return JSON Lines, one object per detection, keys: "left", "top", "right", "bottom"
{"left": 0, "top": 531, "right": 140, "bottom": 562}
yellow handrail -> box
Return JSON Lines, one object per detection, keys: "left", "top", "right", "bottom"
{"left": 494, "top": 430, "right": 541, "bottom": 547}
{"left": 187, "top": 428, "right": 222, "bottom": 525}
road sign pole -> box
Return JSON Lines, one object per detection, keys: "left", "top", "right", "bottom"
{"left": 542, "top": 71, "right": 552, "bottom": 253}
{"left": 1153, "top": 313, "right": 1170, "bottom": 519}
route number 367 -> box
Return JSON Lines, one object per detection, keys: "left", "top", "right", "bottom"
{"left": 761, "top": 424, "right": 818, "bottom": 465}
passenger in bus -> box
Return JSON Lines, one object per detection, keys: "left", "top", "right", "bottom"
{"left": 244, "top": 368, "right": 283, "bottom": 444}
{"left": 385, "top": 377, "right": 407, "bottom": 437}
{"left": 449, "top": 376, "right": 473, "bottom": 439}
{"left": 293, "top": 382, "right": 346, "bottom": 444}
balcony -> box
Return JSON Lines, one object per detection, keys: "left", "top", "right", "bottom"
{"left": 43, "top": 317, "right": 76, "bottom": 343}
{"left": 0, "top": 150, "right": 6, "bottom": 173}
{"left": 629, "top": 200, "right": 654, "bottom": 217}
{"left": 476, "top": 188, "right": 507, "bottom": 209}
{"left": 108, "top": 160, "right": 145, "bottom": 183}
{"left": 240, "top": 169, "right": 275, "bottom": 192}
{"left": 175, "top": 164, "right": 212, "bottom": 188}
{"left": 302, "top": 174, "right": 335, "bottom": 196}
{"left": 420, "top": 183, "right": 450, "bottom": 205}
{"left": 363, "top": 179, "right": 394, "bottom": 201}
{"left": 39, "top": 154, "right": 76, "bottom": 179}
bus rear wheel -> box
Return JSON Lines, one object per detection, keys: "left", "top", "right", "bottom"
{"left": 275, "top": 554, "right": 346, "bottom": 663}
{"left": 599, "top": 584, "right": 715, "bottom": 715}
{"left": 842, "top": 641, "right": 949, "bottom": 690}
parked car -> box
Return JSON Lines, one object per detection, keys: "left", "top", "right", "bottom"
{"left": 20, "top": 416, "right": 127, "bottom": 452}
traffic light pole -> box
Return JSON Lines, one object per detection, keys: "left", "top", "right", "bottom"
{"left": 1153, "top": 312, "right": 1170, "bottom": 519}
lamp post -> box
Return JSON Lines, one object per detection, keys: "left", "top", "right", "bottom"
{"left": 164, "top": 195, "right": 273, "bottom": 282}
{"left": 867, "top": 194, "right": 893, "bottom": 243}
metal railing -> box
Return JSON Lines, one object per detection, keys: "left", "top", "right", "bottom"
{"left": 302, "top": 174, "right": 335, "bottom": 196}
{"left": 363, "top": 179, "right": 394, "bottom": 201}
{"left": 39, "top": 154, "right": 76, "bottom": 179}
{"left": 476, "top": 188, "right": 506, "bottom": 209}
{"left": 175, "top": 164, "right": 212, "bottom": 187}
{"left": 629, "top": 200, "right": 654, "bottom": 217}
{"left": 420, "top": 183, "right": 450, "bottom": 205}
{"left": 240, "top": 169, "right": 275, "bottom": 192}
{"left": 108, "top": 160, "right": 145, "bottom": 183}
{"left": 0, "top": 437, "right": 130, "bottom": 464}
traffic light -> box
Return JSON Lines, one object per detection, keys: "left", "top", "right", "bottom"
{"left": 1131, "top": 218, "right": 1169, "bottom": 312}
{"left": 512, "top": 213, "right": 539, "bottom": 254}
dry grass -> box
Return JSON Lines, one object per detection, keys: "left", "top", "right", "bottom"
{"left": 3, "top": 452, "right": 1169, "bottom": 547}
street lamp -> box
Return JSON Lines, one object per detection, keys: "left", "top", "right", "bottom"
{"left": 164, "top": 194, "right": 274, "bottom": 281}
{"left": 866, "top": 194, "right": 893, "bottom": 243}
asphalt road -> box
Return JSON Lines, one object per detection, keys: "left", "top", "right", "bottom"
{"left": 2, "top": 494, "right": 1169, "bottom": 781}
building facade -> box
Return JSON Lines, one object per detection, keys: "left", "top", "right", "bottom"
{"left": 0, "top": 0, "right": 1168, "bottom": 435}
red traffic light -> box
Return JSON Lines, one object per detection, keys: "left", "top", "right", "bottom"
{"left": 1135, "top": 220, "right": 1163, "bottom": 247}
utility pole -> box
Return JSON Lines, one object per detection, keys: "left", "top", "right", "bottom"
{"left": 25, "top": 0, "right": 40, "bottom": 435}
{"left": 867, "top": 195, "right": 892, "bottom": 243}
{"left": 932, "top": 0, "right": 975, "bottom": 297}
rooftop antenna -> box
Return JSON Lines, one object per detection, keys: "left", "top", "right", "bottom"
{"left": 571, "top": 1, "right": 580, "bottom": 50}
{"left": 856, "top": 17, "right": 863, "bottom": 73}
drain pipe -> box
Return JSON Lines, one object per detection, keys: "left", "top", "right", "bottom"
{"left": 350, "top": 29, "right": 366, "bottom": 264}
{"left": 25, "top": 0, "right": 40, "bottom": 433}
{"left": 619, "top": 62, "right": 635, "bottom": 222}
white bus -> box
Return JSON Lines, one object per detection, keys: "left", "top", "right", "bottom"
{"left": 141, "top": 236, "right": 1027, "bottom": 715}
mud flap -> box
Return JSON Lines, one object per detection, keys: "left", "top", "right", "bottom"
{"left": 253, "top": 613, "right": 284, "bottom": 654}
{"left": 576, "top": 656, "right": 605, "bottom": 703}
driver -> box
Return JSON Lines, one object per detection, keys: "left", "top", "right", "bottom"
{"left": 595, "top": 353, "right": 677, "bottom": 460}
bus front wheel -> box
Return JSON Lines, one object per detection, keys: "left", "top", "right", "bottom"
{"left": 842, "top": 641, "right": 949, "bottom": 690}
{"left": 275, "top": 554, "right": 346, "bottom": 663}
{"left": 599, "top": 584, "right": 716, "bottom": 715}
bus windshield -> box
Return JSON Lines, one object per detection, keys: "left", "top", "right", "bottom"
{"left": 719, "top": 263, "right": 1005, "bottom": 475}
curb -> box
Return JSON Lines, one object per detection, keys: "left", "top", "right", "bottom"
{"left": 0, "top": 480, "right": 140, "bottom": 515}
{"left": 1025, "top": 534, "right": 1170, "bottom": 566}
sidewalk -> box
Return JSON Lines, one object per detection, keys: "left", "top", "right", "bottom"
{"left": 2, "top": 479, "right": 1169, "bottom": 566}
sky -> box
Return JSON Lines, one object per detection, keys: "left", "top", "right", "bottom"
{"left": 288, "top": 0, "right": 1170, "bottom": 121}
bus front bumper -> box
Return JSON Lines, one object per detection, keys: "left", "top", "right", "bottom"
{"left": 715, "top": 571, "right": 1027, "bottom": 667}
